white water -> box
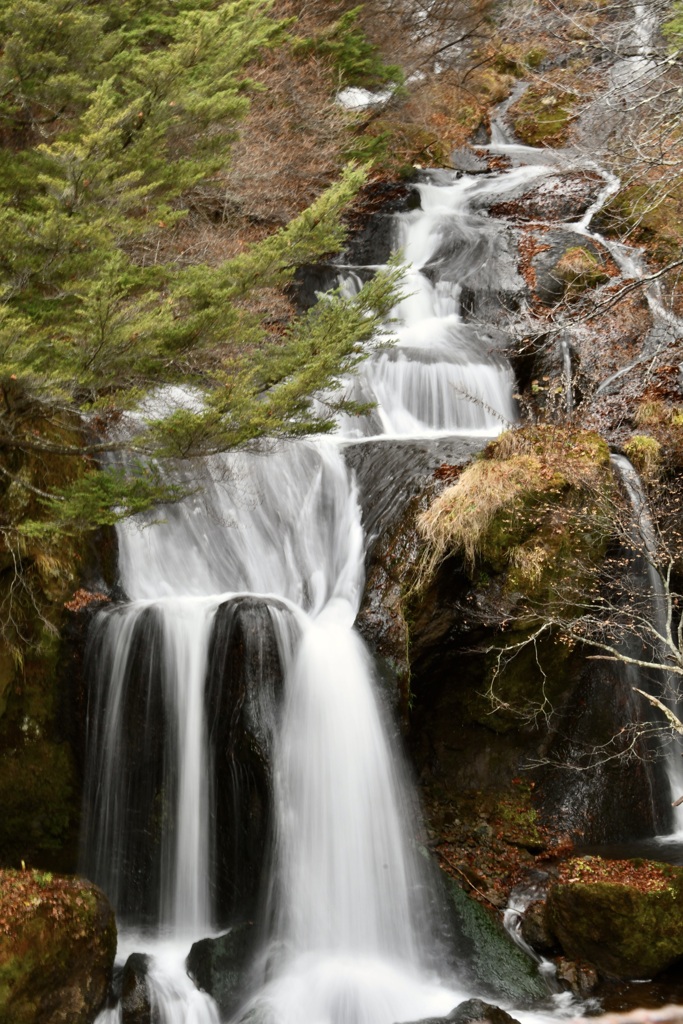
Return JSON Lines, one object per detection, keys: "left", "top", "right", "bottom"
{"left": 610, "top": 455, "right": 683, "bottom": 833}
{"left": 82, "top": 88, "right": 657, "bottom": 1024}
{"left": 333, "top": 167, "right": 549, "bottom": 439}
{"left": 87, "top": 442, "right": 467, "bottom": 1024}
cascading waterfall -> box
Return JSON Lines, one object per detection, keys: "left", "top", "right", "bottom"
{"left": 610, "top": 455, "right": 683, "bottom": 834}
{"left": 84, "top": 121, "right": 676, "bottom": 1021}
{"left": 334, "top": 167, "right": 549, "bottom": 438}
{"left": 83, "top": 161, "right": 542, "bottom": 1024}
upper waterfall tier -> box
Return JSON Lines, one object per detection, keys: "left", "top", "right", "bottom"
{"left": 335, "top": 165, "right": 549, "bottom": 439}
{"left": 116, "top": 442, "right": 365, "bottom": 616}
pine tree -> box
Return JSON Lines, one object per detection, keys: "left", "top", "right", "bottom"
{"left": 0, "top": 0, "right": 400, "bottom": 541}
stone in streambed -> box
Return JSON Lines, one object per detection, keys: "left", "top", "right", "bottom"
{"left": 121, "top": 953, "right": 156, "bottom": 1024}
{"left": 396, "top": 998, "right": 521, "bottom": 1024}
{"left": 0, "top": 869, "right": 116, "bottom": 1024}
{"left": 186, "top": 921, "right": 254, "bottom": 1017}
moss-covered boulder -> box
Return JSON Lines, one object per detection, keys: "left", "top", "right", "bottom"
{"left": 417, "top": 425, "right": 613, "bottom": 608}
{"left": 442, "top": 874, "right": 549, "bottom": 1005}
{"left": 547, "top": 857, "right": 683, "bottom": 980}
{"left": 0, "top": 869, "right": 116, "bottom": 1024}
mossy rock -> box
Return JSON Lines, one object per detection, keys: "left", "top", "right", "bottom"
{"left": 509, "top": 87, "right": 578, "bottom": 147}
{"left": 443, "top": 874, "right": 549, "bottom": 1005}
{"left": 623, "top": 435, "right": 663, "bottom": 482}
{"left": 418, "top": 425, "right": 613, "bottom": 615}
{"left": 553, "top": 246, "right": 610, "bottom": 297}
{"left": 0, "top": 870, "right": 116, "bottom": 1024}
{"left": 547, "top": 858, "right": 683, "bottom": 979}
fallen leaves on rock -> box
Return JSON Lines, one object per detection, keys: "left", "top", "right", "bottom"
{"left": 557, "top": 857, "right": 674, "bottom": 893}
{"left": 0, "top": 869, "right": 92, "bottom": 937}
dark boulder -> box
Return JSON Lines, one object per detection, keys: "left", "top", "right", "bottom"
{"left": 398, "top": 998, "right": 521, "bottom": 1024}
{"left": 186, "top": 921, "right": 254, "bottom": 1018}
{"left": 121, "top": 953, "right": 156, "bottom": 1024}
{"left": 205, "top": 597, "right": 291, "bottom": 921}
{"left": 449, "top": 999, "right": 521, "bottom": 1024}
{"left": 546, "top": 858, "right": 683, "bottom": 980}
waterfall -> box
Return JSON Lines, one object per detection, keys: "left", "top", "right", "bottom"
{"left": 610, "top": 455, "right": 683, "bottom": 833}
{"left": 333, "top": 167, "right": 550, "bottom": 439}
{"left": 82, "top": 156, "right": 595, "bottom": 1024}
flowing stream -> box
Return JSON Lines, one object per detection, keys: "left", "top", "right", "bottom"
{"left": 85, "top": 166, "right": 532, "bottom": 1024}
{"left": 82, "top": 50, "right": 679, "bottom": 1019}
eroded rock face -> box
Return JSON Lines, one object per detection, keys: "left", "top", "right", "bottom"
{"left": 546, "top": 858, "right": 683, "bottom": 980}
{"left": 348, "top": 436, "right": 487, "bottom": 717}
{"left": 0, "top": 870, "right": 116, "bottom": 1024}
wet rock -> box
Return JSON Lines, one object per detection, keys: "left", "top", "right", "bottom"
{"left": 546, "top": 858, "right": 683, "bottom": 979}
{"left": 520, "top": 900, "right": 555, "bottom": 955}
{"left": 206, "top": 597, "right": 290, "bottom": 921}
{"left": 448, "top": 998, "right": 521, "bottom": 1024}
{"left": 441, "top": 874, "right": 549, "bottom": 1005}
{"left": 121, "top": 953, "right": 156, "bottom": 1024}
{"left": 349, "top": 437, "right": 486, "bottom": 715}
{"left": 398, "top": 999, "right": 521, "bottom": 1024}
{"left": 555, "top": 957, "right": 599, "bottom": 999}
{"left": 0, "top": 870, "right": 116, "bottom": 1024}
{"left": 450, "top": 148, "right": 489, "bottom": 174}
{"left": 487, "top": 172, "right": 603, "bottom": 224}
{"left": 186, "top": 921, "right": 254, "bottom": 1018}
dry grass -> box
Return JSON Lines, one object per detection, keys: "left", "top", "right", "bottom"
{"left": 417, "top": 426, "right": 611, "bottom": 580}
{"left": 418, "top": 454, "right": 545, "bottom": 571}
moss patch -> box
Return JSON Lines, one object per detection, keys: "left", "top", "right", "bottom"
{"left": 623, "top": 434, "right": 663, "bottom": 482}
{"left": 417, "top": 425, "right": 614, "bottom": 609}
{"left": 509, "top": 85, "right": 579, "bottom": 147}
{"left": 553, "top": 246, "right": 611, "bottom": 298}
{"left": 443, "top": 872, "right": 549, "bottom": 1005}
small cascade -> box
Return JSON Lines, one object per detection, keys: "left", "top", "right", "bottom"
{"left": 503, "top": 885, "right": 558, "bottom": 992}
{"left": 334, "top": 165, "right": 554, "bottom": 439}
{"left": 610, "top": 455, "right": 683, "bottom": 832}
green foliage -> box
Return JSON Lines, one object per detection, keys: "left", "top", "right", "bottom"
{"left": 0, "top": 0, "right": 400, "bottom": 544}
{"left": 294, "top": 7, "right": 403, "bottom": 89}
{"left": 663, "top": 3, "right": 683, "bottom": 48}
